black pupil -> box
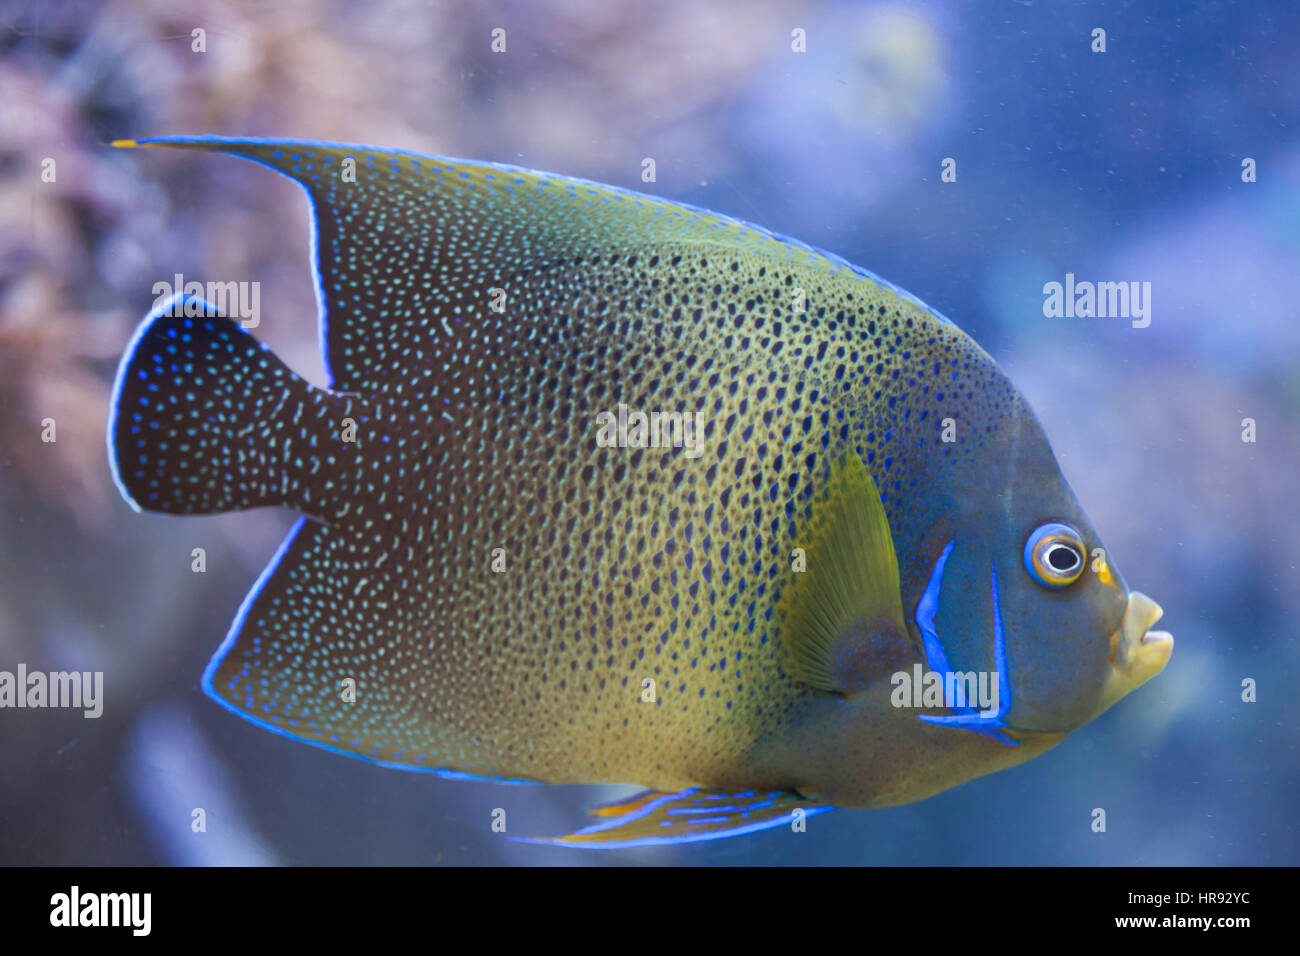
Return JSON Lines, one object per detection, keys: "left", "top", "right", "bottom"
{"left": 1046, "top": 544, "right": 1079, "bottom": 572}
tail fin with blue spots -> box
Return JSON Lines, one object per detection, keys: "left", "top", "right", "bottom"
{"left": 108, "top": 293, "right": 355, "bottom": 519}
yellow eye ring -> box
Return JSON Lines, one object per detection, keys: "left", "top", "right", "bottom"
{"left": 1024, "top": 523, "right": 1086, "bottom": 588}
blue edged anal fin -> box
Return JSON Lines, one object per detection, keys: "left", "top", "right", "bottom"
{"left": 513, "top": 788, "right": 834, "bottom": 849}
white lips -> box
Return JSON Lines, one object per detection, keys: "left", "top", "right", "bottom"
{"left": 1096, "top": 590, "right": 1174, "bottom": 717}
{"left": 1116, "top": 591, "right": 1168, "bottom": 670}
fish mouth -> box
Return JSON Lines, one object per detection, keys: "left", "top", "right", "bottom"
{"left": 1096, "top": 590, "right": 1174, "bottom": 715}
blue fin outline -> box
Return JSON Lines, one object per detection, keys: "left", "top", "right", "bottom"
{"left": 510, "top": 788, "right": 836, "bottom": 849}
{"left": 197, "top": 518, "right": 542, "bottom": 785}
{"left": 106, "top": 291, "right": 220, "bottom": 514}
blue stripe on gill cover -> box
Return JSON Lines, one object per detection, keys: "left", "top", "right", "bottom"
{"left": 915, "top": 540, "right": 957, "bottom": 674}
{"left": 914, "top": 543, "right": 1016, "bottom": 746}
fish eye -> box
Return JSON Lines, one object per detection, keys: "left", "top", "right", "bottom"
{"left": 1023, "top": 523, "right": 1086, "bottom": 588}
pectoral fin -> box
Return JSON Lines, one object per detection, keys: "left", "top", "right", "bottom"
{"left": 513, "top": 788, "right": 834, "bottom": 849}
{"left": 778, "top": 452, "right": 910, "bottom": 694}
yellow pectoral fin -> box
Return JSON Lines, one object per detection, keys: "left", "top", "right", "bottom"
{"left": 777, "top": 452, "right": 910, "bottom": 694}
{"left": 514, "top": 789, "right": 834, "bottom": 849}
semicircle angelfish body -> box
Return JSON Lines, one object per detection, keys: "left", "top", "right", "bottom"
{"left": 107, "top": 137, "right": 1173, "bottom": 849}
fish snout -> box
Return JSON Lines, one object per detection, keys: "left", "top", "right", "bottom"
{"left": 1096, "top": 590, "right": 1173, "bottom": 715}
{"left": 1114, "top": 591, "right": 1173, "bottom": 671}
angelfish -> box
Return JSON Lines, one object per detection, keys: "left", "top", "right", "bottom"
{"left": 107, "top": 137, "right": 1173, "bottom": 849}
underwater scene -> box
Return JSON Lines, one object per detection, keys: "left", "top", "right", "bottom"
{"left": 1, "top": 0, "right": 1297, "bottom": 868}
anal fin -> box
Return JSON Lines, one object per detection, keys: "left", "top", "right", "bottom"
{"left": 514, "top": 788, "right": 834, "bottom": 849}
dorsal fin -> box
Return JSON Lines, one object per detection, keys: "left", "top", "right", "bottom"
{"left": 778, "top": 453, "right": 909, "bottom": 694}
{"left": 111, "top": 136, "right": 953, "bottom": 391}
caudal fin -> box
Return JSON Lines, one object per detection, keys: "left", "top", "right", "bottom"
{"left": 108, "top": 293, "right": 356, "bottom": 519}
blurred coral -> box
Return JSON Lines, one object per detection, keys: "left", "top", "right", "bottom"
{"left": 0, "top": 275, "right": 120, "bottom": 526}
